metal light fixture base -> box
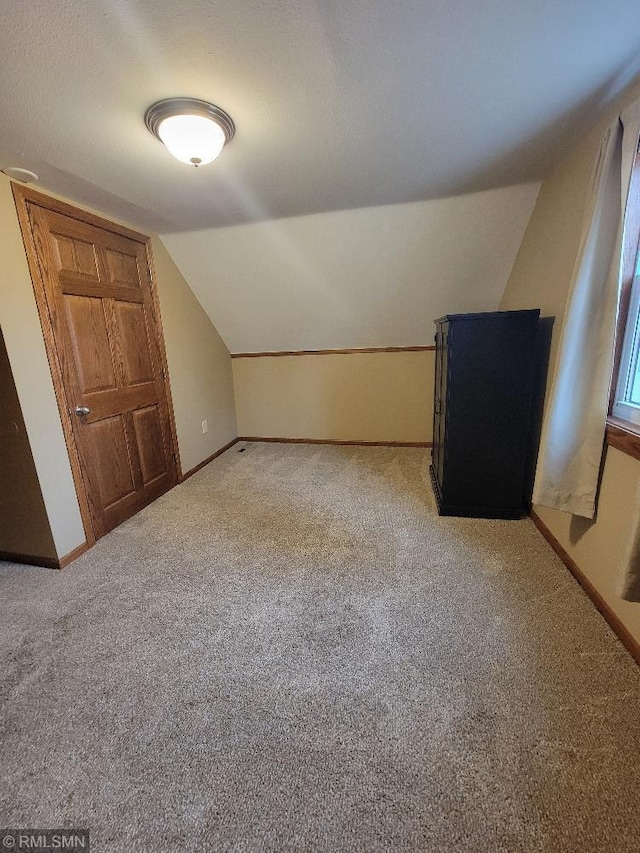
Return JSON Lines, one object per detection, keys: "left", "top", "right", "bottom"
{"left": 144, "top": 98, "right": 236, "bottom": 146}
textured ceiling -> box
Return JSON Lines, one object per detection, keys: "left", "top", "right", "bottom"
{"left": 1, "top": 0, "right": 640, "bottom": 232}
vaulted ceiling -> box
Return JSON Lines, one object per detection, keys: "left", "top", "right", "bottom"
{"left": 1, "top": 0, "right": 640, "bottom": 232}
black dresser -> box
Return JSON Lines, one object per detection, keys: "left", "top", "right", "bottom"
{"left": 430, "top": 309, "right": 540, "bottom": 519}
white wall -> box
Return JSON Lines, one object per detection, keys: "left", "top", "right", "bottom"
{"left": 150, "top": 237, "right": 237, "bottom": 475}
{"left": 162, "top": 184, "right": 540, "bottom": 353}
{"left": 0, "top": 175, "right": 86, "bottom": 557}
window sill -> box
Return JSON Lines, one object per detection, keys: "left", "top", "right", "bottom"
{"left": 605, "top": 415, "right": 640, "bottom": 461}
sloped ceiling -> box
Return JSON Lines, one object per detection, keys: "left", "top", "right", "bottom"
{"left": 162, "top": 184, "right": 540, "bottom": 352}
{"left": 0, "top": 0, "right": 639, "bottom": 232}
{"left": 2, "top": 2, "right": 639, "bottom": 353}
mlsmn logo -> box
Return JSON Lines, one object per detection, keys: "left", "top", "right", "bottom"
{"left": 48, "top": 836, "right": 87, "bottom": 850}
{"left": 1, "top": 830, "right": 89, "bottom": 851}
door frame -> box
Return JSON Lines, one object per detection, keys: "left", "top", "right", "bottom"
{"left": 12, "top": 183, "right": 182, "bottom": 547}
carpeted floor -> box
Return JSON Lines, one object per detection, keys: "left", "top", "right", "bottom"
{"left": 1, "top": 442, "right": 640, "bottom": 852}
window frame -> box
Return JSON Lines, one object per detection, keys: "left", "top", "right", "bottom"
{"left": 607, "top": 148, "right": 640, "bottom": 459}
{"left": 611, "top": 265, "right": 640, "bottom": 425}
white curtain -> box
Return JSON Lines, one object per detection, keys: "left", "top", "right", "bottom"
{"left": 533, "top": 100, "right": 640, "bottom": 520}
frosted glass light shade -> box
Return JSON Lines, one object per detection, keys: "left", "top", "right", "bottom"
{"left": 145, "top": 98, "right": 235, "bottom": 167}
{"left": 157, "top": 114, "right": 226, "bottom": 166}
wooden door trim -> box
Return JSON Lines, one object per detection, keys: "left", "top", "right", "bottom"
{"left": 13, "top": 185, "right": 151, "bottom": 243}
{"left": 11, "top": 183, "right": 182, "bottom": 546}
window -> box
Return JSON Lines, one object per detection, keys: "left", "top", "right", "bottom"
{"left": 612, "top": 245, "right": 640, "bottom": 424}
{"left": 610, "top": 148, "right": 640, "bottom": 431}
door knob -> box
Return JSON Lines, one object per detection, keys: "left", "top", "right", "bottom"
{"left": 75, "top": 406, "right": 91, "bottom": 417}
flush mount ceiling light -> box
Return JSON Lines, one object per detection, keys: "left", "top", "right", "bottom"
{"left": 144, "top": 98, "right": 235, "bottom": 167}
{"left": 1, "top": 167, "right": 39, "bottom": 183}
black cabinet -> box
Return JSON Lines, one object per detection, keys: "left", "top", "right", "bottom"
{"left": 430, "top": 309, "right": 540, "bottom": 519}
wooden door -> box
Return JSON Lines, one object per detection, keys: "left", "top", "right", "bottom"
{"left": 17, "top": 191, "right": 179, "bottom": 541}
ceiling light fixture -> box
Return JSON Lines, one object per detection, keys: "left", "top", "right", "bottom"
{"left": 144, "top": 98, "right": 235, "bottom": 167}
{"left": 1, "top": 167, "right": 39, "bottom": 183}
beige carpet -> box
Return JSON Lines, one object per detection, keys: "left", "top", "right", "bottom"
{"left": 1, "top": 442, "right": 640, "bottom": 852}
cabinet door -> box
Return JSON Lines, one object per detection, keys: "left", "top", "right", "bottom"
{"left": 443, "top": 313, "right": 538, "bottom": 515}
{"left": 432, "top": 326, "right": 442, "bottom": 477}
{"left": 437, "top": 324, "right": 448, "bottom": 488}
{"left": 432, "top": 321, "right": 448, "bottom": 490}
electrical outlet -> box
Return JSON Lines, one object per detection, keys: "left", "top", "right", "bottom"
{"left": 201, "top": 419, "right": 208, "bottom": 434}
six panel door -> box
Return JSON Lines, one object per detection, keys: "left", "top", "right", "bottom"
{"left": 28, "top": 204, "right": 178, "bottom": 539}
